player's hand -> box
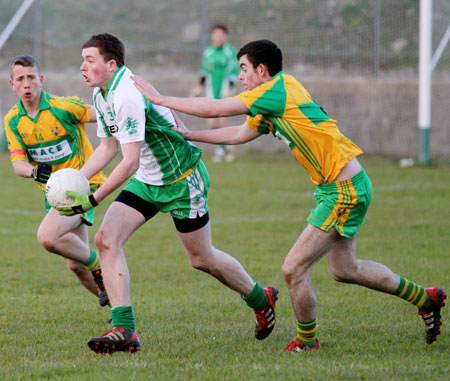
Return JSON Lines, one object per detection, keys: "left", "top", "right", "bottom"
{"left": 171, "top": 112, "right": 191, "bottom": 139}
{"left": 132, "top": 75, "right": 161, "bottom": 104}
{"left": 56, "top": 191, "right": 98, "bottom": 216}
{"left": 31, "top": 163, "right": 52, "bottom": 183}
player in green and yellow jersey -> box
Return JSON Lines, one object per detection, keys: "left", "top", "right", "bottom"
{"left": 133, "top": 39, "right": 446, "bottom": 350}
{"left": 4, "top": 55, "right": 109, "bottom": 307}
{"left": 193, "top": 24, "right": 239, "bottom": 162}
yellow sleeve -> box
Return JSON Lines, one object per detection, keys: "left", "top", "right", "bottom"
{"left": 246, "top": 114, "right": 272, "bottom": 135}
{"left": 4, "top": 111, "right": 27, "bottom": 162}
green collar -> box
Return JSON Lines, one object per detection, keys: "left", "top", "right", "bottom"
{"left": 103, "top": 65, "right": 126, "bottom": 99}
{"left": 272, "top": 71, "right": 284, "bottom": 79}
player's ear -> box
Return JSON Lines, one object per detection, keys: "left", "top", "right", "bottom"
{"left": 108, "top": 59, "right": 118, "bottom": 72}
{"left": 256, "top": 63, "right": 266, "bottom": 77}
{"left": 259, "top": 63, "right": 272, "bottom": 80}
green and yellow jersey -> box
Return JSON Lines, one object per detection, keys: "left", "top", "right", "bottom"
{"left": 235, "top": 72, "right": 363, "bottom": 185}
{"left": 4, "top": 90, "right": 106, "bottom": 191}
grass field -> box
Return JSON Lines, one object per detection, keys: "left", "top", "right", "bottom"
{"left": 0, "top": 151, "right": 449, "bottom": 380}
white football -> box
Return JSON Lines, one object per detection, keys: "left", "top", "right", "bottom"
{"left": 45, "top": 168, "right": 90, "bottom": 208}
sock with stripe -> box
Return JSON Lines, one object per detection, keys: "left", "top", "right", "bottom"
{"left": 111, "top": 306, "right": 136, "bottom": 331}
{"left": 242, "top": 282, "right": 268, "bottom": 311}
{"left": 84, "top": 248, "right": 100, "bottom": 271}
{"left": 395, "top": 277, "right": 430, "bottom": 309}
{"left": 297, "top": 319, "right": 318, "bottom": 347}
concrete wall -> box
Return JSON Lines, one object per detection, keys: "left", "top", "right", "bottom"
{"left": 1, "top": 72, "right": 449, "bottom": 158}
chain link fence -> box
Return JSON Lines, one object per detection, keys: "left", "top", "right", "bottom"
{"left": 1, "top": 0, "right": 449, "bottom": 74}
{"left": 1, "top": 0, "right": 449, "bottom": 158}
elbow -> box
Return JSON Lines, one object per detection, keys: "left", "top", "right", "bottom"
{"left": 133, "top": 159, "right": 140, "bottom": 172}
{"left": 207, "top": 101, "right": 228, "bottom": 118}
{"left": 129, "top": 157, "right": 140, "bottom": 174}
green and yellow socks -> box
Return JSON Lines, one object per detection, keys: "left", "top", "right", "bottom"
{"left": 290, "top": 278, "right": 428, "bottom": 348}
{"left": 242, "top": 282, "right": 268, "bottom": 310}
{"left": 296, "top": 319, "right": 318, "bottom": 347}
{"left": 395, "top": 277, "right": 430, "bottom": 309}
{"left": 84, "top": 248, "right": 101, "bottom": 271}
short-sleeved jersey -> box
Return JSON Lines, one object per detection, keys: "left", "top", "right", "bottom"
{"left": 4, "top": 90, "right": 107, "bottom": 191}
{"left": 201, "top": 43, "right": 239, "bottom": 99}
{"left": 93, "top": 66, "right": 202, "bottom": 186}
{"left": 235, "top": 72, "right": 363, "bottom": 185}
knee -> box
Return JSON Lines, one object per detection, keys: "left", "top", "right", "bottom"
{"left": 282, "top": 260, "right": 307, "bottom": 285}
{"left": 95, "top": 228, "right": 113, "bottom": 255}
{"left": 37, "top": 231, "right": 57, "bottom": 252}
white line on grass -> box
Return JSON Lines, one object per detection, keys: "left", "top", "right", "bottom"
{"left": 3, "top": 208, "right": 43, "bottom": 217}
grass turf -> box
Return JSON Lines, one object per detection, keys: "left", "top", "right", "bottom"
{"left": 0, "top": 152, "right": 448, "bottom": 380}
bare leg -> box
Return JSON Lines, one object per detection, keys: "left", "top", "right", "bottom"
{"left": 326, "top": 233, "right": 400, "bottom": 294}
{"left": 282, "top": 223, "right": 402, "bottom": 323}
{"left": 282, "top": 224, "right": 339, "bottom": 321}
{"left": 65, "top": 259, "right": 97, "bottom": 295}
{"left": 37, "top": 208, "right": 97, "bottom": 294}
{"left": 178, "top": 221, "right": 254, "bottom": 296}
{"left": 37, "top": 208, "right": 91, "bottom": 263}
{"left": 95, "top": 202, "right": 146, "bottom": 308}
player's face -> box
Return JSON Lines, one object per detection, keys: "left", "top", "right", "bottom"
{"left": 9, "top": 65, "right": 43, "bottom": 104}
{"left": 80, "top": 47, "right": 114, "bottom": 90}
{"left": 211, "top": 28, "right": 227, "bottom": 48}
{"left": 238, "top": 55, "right": 264, "bottom": 91}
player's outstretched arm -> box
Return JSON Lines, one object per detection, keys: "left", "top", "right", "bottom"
{"left": 132, "top": 75, "right": 248, "bottom": 118}
{"left": 173, "top": 121, "right": 260, "bottom": 146}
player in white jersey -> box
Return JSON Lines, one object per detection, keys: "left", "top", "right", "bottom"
{"left": 57, "top": 33, "right": 278, "bottom": 354}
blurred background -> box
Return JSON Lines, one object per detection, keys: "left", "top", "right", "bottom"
{"left": 1, "top": 0, "right": 449, "bottom": 160}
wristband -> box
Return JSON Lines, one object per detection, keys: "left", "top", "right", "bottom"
{"left": 89, "top": 194, "right": 99, "bottom": 207}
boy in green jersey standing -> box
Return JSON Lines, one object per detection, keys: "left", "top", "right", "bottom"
{"left": 194, "top": 24, "right": 239, "bottom": 162}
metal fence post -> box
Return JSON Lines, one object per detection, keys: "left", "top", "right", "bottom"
{"left": 372, "top": 0, "right": 381, "bottom": 76}
{"left": 33, "top": 0, "right": 41, "bottom": 61}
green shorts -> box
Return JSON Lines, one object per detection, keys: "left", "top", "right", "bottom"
{"left": 121, "top": 160, "right": 210, "bottom": 220}
{"left": 307, "top": 168, "right": 372, "bottom": 238}
{"left": 44, "top": 183, "right": 99, "bottom": 226}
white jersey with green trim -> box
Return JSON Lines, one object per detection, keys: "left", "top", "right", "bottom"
{"left": 93, "top": 66, "right": 202, "bottom": 186}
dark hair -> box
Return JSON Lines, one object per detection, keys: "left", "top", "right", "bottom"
{"left": 211, "top": 23, "right": 228, "bottom": 34}
{"left": 237, "top": 40, "right": 282, "bottom": 76}
{"left": 82, "top": 33, "right": 125, "bottom": 67}
{"left": 9, "top": 55, "right": 41, "bottom": 79}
